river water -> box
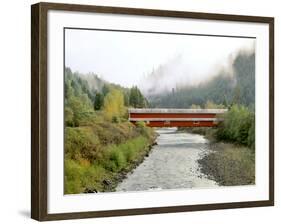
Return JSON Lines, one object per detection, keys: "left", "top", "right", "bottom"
{"left": 116, "top": 128, "right": 218, "bottom": 192}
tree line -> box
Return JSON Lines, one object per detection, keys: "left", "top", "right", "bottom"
{"left": 148, "top": 51, "right": 255, "bottom": 110}
{"left": 64, "top": 67, "right": 148, "bottom": 126}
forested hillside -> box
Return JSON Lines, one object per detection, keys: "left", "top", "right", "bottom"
{"left": 64, "top": 68, "right": 155, "bottom": 194}
{"left": 148, "top": 51, "right": 255, "bottom": 109}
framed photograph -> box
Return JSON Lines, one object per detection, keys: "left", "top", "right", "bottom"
{"left": 31, "top": 2, "right": 274, "bottom": 221}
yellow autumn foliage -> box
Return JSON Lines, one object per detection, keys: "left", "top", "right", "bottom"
{"left": 103, "top": 88, "right": 126, "bottom": 121}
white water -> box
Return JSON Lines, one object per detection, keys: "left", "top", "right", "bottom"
{"left": 116, "top": 128, "right": 218, "bottom": 192}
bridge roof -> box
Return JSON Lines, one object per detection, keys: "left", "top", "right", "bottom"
{"left": 128, "top": 108, "right": 228, "bottom": 114}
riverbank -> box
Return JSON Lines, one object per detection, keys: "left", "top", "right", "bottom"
{"left": 180, "top": 127, "right": 255, "bottom": 186}
{"left": 198, "top": 142, "right": 255, "bottom": 186}
{"left": 64, "top": 122, "right": 157, "bottom": 194}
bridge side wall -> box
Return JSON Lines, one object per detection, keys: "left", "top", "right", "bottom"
{"left": 130, "top": 120, "right": 218, "bottom": 127}
{"left": 130, "top": 113, "right": 217, "bottom": 119}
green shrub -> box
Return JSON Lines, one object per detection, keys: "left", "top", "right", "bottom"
{"left": 247, "top": 115, "right": 255, "bottom": 150}
{"left": 65, "top": 127, "right": 101, "bottom": 162}
{"left": 110, "top": 149, "right": 126, "bottom": 169}
{"left": 135, "top": 121, "right": 154, "bottom": 140}
{"left": 99, "top": 136, "right": 148, "bottom": 172}
{"left": 64, "top": 159, "right": 84, "bottom": 194}
{"left": 81, "top": 164, "right": 109, "bottom": 191}
{"left": 122, "top": 143, "right": 134, "bottom": 161}
{"left": 65, "top": 158, "right": 111, "bottom": 194}
{"left": 65, "top": 106, "right": 74, "bottom": 126}
{"left": 136, "top": 121, "right": 146, "bottom": 128}
{"left": 90, "top": 121, "right": 139, "bottom": 146}
{"left": 215, "top": 104, "right": 255, "bottom": 148}
{"left": 112, "top": 116, "right": 119, "bottom": 123}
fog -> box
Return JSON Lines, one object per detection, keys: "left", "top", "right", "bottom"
{"left": 65, "top": 29, "right": 255, "bottom": 93}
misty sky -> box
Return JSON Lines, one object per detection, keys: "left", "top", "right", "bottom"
{"left": 65, "top": 29, "right": 255, "bottom": 89}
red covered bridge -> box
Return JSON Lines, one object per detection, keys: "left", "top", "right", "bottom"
{"left": 129, "top": 108, "right": 227, "bottom": 127}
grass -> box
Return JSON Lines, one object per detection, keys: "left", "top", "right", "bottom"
{"left": 198, "top": 143, "right": 255, "bottom": 186}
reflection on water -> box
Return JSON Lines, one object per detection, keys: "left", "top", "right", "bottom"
{"left": 116, "top": 128, "right": 218, "bottom": 192}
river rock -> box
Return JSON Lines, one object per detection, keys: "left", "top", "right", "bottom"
{"left": 103, "top": 179, "right": 111, "bottom": 186}
{"left": 84, "top": 188, "right": 98, "bottom": 193}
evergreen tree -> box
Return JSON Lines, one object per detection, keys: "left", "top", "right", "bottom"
{"left": 129, "top": 86, "right": 147, "bottom": 108}
{"left": 102, "top": 84, "right": 110, "bottom": 96}
{"left": 94, "top": 93, "right": 104, "bottom": 110}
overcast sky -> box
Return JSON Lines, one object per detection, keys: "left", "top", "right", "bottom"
{"left": 65, "top": 29, "right": 255, "bottom": 89}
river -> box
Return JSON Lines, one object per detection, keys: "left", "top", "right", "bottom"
{"left": 116, "top": 128, "right": 218, "bottom": 192}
